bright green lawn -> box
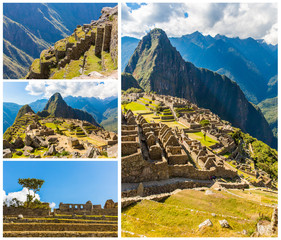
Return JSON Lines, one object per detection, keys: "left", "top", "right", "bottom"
{"left": 188, "top": 132, "right": 218, "bottom": 147}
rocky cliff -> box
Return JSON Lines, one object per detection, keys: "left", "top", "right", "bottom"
{"left": 124, "top": 28, "right": 276, "bottom": 148}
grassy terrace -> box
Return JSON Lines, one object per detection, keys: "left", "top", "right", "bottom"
{"left": 30, "top": 59, "right": 41, "bottom": 73}
{"left": 227, "top": 161, "right": 257, "bottom": 181}
{"left": 122, "top": 189, "right": 276, "bottom": 237}
{"left": 187, "top": 131, "right": 218, "bottom": 147}
{"left": 84, "top": 46, "right": 102, "bottom": 75}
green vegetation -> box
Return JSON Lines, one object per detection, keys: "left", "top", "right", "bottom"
{"left": 18, "top": 178, "right": 45, "bottom": 207}
{"left": 200, "top": 119, "right": 210, "bottom": 127}
{"left": 230, "top": 129, "right": 278, "bottom": 180}
{"left": 4, "top": 114, "right": 39, "bottom": 142}
{"left": 63, "top": 58, "right": 83, "bottom": 79}
{"left": 122, "top": 189, "right": 274, "bottom": 237}
{"left": 50, "top": 68, "right": 65, "bottom": 79}
{"left": 54, "top": 39, "right": 66, "bottom": 51}
{"left": 102, "top": 51, "right": 117, "bottom": 71}
{"left": 84, "top": 46, "right": 102, "bottom": 75}
{"left": 30, "top": 59, "right": 41, "bottom": 73}
{"left": 123, "top": 87, "right": 143, "bottom": 94}
{"left": 188, "top": 132, "right": 218, "bottom": 147}
{"left": 122, "top": 102, "right": 147, "bottom": 112}
{"left": 258, "top": 97, "right": 277, "bottom": 137}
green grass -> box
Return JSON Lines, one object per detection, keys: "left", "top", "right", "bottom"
{"left": 122, "top": 102, "right": 147, "bottom": 111}
{"left": 122, "top": 189, "right": 274, "bottom": 237}
{"left": 54, "top": 40, "right": 66, "bottom": 51}
{"left": 84, "top": 46, "right": 102, "bottom": 75}
{"left": 227, "top": 189, "right": 277, "bottom": 205}
{"left": 223, "top": 152, "right": 231, "bottom": 158}
{"left": 188, "top": 132, "right": 218, "bottom": 147}
{"left": 44, "top": 122, "right": 57, "bottom": 130}
{"left": 50, "top": 67, "right": 66, "bottom": 79}
{"left": 102, "top": 51, "right": 117, "bottom": 71}
{"left": 30, "top": 59, "right": 40, "bottom": 73}
{"left": 63, "top": 58, "right": 83, "bottom": 79}
{"left": 227, "top": 161, "right": 257, "bottom": 181}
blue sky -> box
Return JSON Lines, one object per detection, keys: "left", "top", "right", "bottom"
{"left": 4, "top": 161, "right": 118, "bottom": 208}
{"left": 3, "top": 81, "right": 118, "bottom": 105}
{"left": 3, "top": 82, "right": 39, "bottom": 105}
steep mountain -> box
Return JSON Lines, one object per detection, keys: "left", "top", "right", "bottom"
{"left": 100, "top": 98, "right": 118, "bottom": 132}
{"left": 122, "top": 34, "right": 277, "bottom": 103}
{"left": 121, "top": 36, "right": 140, "bottom": 71}
{"left": 169, "top": 32, "right": 277, "bottom": 104}
{"left": 3, "top": 3, "right": 117, "bottom": 79}
{"left": 29, "top": 99, "right": 49, "bottom": 113}
{"left": 3, "top": 96, "right": 118, "bottom": 133}
{"left": 121, "top": 72, "right": 143, "bottom": 91}
{"left": 3, "top": 103, "right": 22, "bottom": 133}
{"left": 40, "top": 93, "right": 100, "bottom": 127}
{"left": 124, "top": 28, "right": 276, "bottom": 148}
{"left": 15, "top": 104, "right": 35, "bottom": 121}
{"left": 258, "top": 97, "right": 278, "bottom": 137}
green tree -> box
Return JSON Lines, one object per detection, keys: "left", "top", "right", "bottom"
{"left": 18, "top": 178, "right": 45, "bottom": 207}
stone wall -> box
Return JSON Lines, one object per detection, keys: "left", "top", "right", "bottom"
{"left": 122, "top": 180, "right": 212, "bottom": 198}
{"left": 3, "top": 206, "right": 50, "bottom": 216}
{"left": 4, "top": 222, "right": 117, "bottom": 232}
{"left": 54, "top": 208, "right": 117, "bottom": 216}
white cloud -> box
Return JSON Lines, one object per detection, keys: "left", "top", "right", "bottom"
{"left": 49, "top": 202, "right": 56, "bottom": 209}
{"left": 122, "top": 3, "right": 278, "bottom": 45}
{"left": 3, "top": 188, "right": 40, "bottom": 207}
{"left": 25, "top": 81, "right": 118, "bottom": 99}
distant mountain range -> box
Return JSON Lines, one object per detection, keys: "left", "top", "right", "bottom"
{"left": 3, "top": 95, "right": 117, "bottom": 133}
{"left": 3, "top": 3, "right": 116, "bottom": 79}
{"left": 121, "top": 32, "right": 278, "bottom": 137}
{"left": 123, "top": 28, "right": 276, "bottom": 148}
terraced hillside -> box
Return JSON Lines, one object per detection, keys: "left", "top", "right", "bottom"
{"left": 4, "top": 213, "right": 118, "bottom": 237}
{"left": 122, "top": 188, "right": 277, "bottom": 237}
{"left": 3, "top": 93, "right": 118, "bottom": 159}
{"left": 25, "top": 6, "right": 118, "bottom": 79}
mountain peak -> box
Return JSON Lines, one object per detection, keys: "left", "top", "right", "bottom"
{"left": 43, "top": 92, "right": 67, "bottom": 115}
{"left": 15, "top": 104, "right": 34, "bottom": 121}
{"left": 51, "top": 92, "right": 63, "bottom": 101}
{"left": 148, "top": 28, "right": 167, "bottom": 37}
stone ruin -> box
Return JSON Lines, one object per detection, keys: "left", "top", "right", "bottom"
{"left": 121, "top": 93, "right": 277, "bottom": 199}
{"left": 3, "top": 115, "right": 118, "bottom": 159}
{"left": 26, "top": 6, "right": 118, "bottom": 79}
{"left": 55, "top": 200, "right": 118, "bottom": 216}
{"left": 122, "top": 109, "right": 238, "bottom": 186}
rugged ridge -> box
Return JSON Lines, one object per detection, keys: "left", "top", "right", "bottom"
{"left": 39, "top": 93, "right": 101, "bottom": 127}
{"left": 15, "top": 104, "right": 35, "bottom": 121}
{"left": 124, "top": 28, "right": 276, "bottom": 148}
